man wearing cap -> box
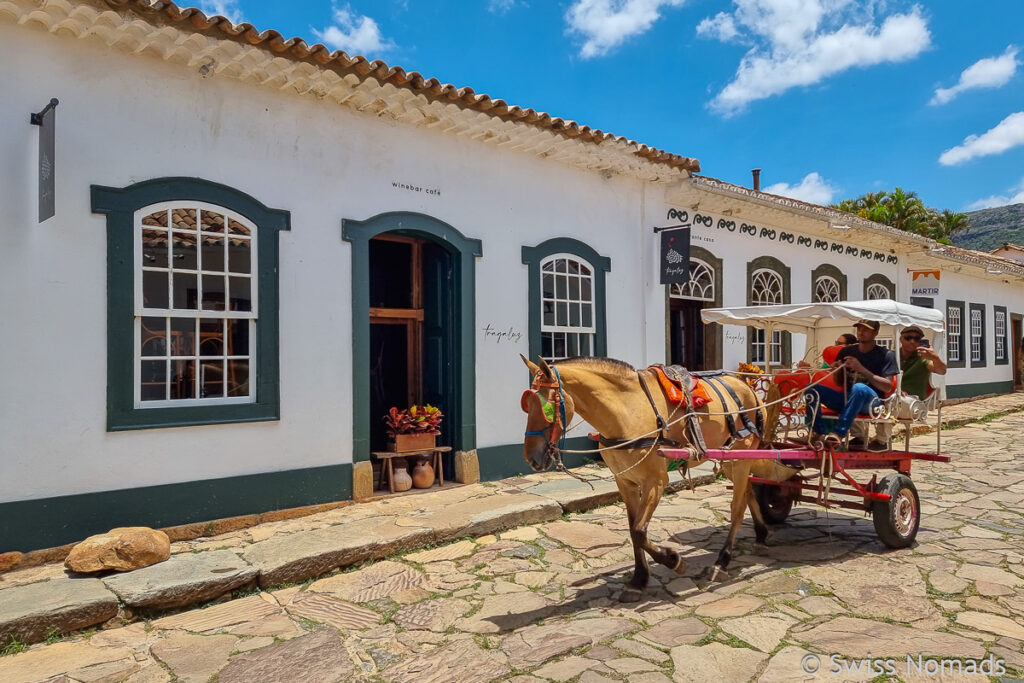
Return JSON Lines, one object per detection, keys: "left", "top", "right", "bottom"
{"left": 897, "top": 325, "right": 946, "bottom": 399}
{"left": 866, "top": 324, "right": 948, "bottom": 448}
{"left": 805, "top": 319, "right": 898, "bottom": 447}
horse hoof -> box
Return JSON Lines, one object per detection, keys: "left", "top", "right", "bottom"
{"left": 620, "top": 588, "right": 644, "bottom": 603}
{"left": 673, "top": 555, "right": 687, "bottom": 574}
{"left": 707, "top": 565, "right": 730, "bottom": 583}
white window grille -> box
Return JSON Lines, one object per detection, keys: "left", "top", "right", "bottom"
{"left": 876, "top": 338, "right": 894, "bottom": 350}
{"left": 866, "top": 282, "right": 891, "bottom": 300}
{"left": 996, "top": 309, "right": 1007, "bottom": 361}
{"left": 814, "top": 275, "right": 841, "bottom": 303}
{"left": 136, "top": 203, "right": 256, "bottom": 407}
{"left": 750, "top": 269, "right": 783, "bottom": 365}
{"left": 669, "top": 258, "right": 715, "bottom": 302}
{"left": 540, "top": 255, "right": 595, "bottom": 361}
{"left": 971, "top": 308, "right": 983, "bottom": 362}
{"left": 948, "top": 305, "right": 961, "bottom": 362}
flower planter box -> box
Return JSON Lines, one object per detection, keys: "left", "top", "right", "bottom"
{"left": 388, "top": 433, "right": 436, "bottom": 452}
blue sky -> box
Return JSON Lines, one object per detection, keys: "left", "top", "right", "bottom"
{"left": 202, "top": 1, "right": 1024, "bottom": 213}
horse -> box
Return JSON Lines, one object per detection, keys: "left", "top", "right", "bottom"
{"left": 520, "top": 354, "right": 798, "bottom": 600}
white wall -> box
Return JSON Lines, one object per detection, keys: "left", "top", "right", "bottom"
{"left": 0, "top": 24, "right": 652, "bottom": 501}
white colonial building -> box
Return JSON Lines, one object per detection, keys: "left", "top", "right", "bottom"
{"left": 2, "top": 0, "right": 1021, "bottom": 552}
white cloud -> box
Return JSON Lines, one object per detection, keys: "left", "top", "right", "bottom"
{"left": 965, "top": 178, "right": 1024, "bottom": 211}
{"left": 199, "top": 0, "right": 244, "bottom": 24}
{"left": 488, "top": 0, "right": 518, "bottom": 14}
{"left": 696, "top": 12, "right": 738, "bottom": 41}
{"left": 699, "top": 1, "right": 931, "bottom": 116}
{"left": 313, "top": 5, "right": 395, "bottom": 56}
{"left": 939, "top": 111, "right": 1024, "bottom": 166}
{"left": 566, "top": 0, "right": 686, "bottom": 59}
{"left": 763, "top": 172, "right": 837, "bottom": 205}
{"left": 931, "top": 46, "right": 1019, "bottom": 105}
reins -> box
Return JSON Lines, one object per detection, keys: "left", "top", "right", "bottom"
{"left": 524, "top": 364, "right": 846, "bottom": 480}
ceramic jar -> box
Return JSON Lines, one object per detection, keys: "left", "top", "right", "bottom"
{"left": 411, "top": 458, "right": 435, "bottom": 488}
{"left": 391, "top": 458, "right": 412, "bottom": 492}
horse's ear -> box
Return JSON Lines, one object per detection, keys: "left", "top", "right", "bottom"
{"left": 537, "top": 356, "right": 553, "bottom": 377}
{"left": 520, "top": 353, "right": 539, "bottom": 375}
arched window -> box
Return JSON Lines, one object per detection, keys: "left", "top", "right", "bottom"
{"left": 137, "top": 204, "right": 256, "bottom": 406}
{"left": 750, "top": 268, "right": 783, "bottom": 364}
{"left": 863, "top": 273, "right": 895, "bottom": 300}
{"left": 540, "top": 255, "right": 596, "bottom": 360}
{"left": 669, "top": 258, "right": 715, "bottom": 302}
{"left": 814, "top": 275, "right": 841, "bottom": 303}
{"left": 93, "top": 177, "right": 289, "bottom": 431}
{"left": 866, "top": 283, "right": 891, "bottom": 300}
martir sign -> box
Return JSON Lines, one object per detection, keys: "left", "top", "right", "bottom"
{"left": 909, "top": 269, "right": 940, "bottom": 297}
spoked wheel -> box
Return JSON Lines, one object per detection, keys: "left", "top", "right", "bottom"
{"left": 754, "top": 483, "right": 795, "bottom": 525}
{"left": 871, "top": 473, "right": 920, "bottom": 548}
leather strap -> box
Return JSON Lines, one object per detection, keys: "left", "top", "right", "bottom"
{"left": 702, "top": 377, "right": 746, "bottom": 438}
{"left": 709, "top": 375, "right": 762, "bottom": 439}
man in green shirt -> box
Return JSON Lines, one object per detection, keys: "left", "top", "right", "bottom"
{"left": 898, "top": 325, "right": 947, "bottom": 398}
{"left": 870, "top": 325, "right": 947, "bottom": 449}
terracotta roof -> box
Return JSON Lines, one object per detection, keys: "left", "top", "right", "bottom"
{"left": 91, "top": 0, "right": 698, "bottom": 174}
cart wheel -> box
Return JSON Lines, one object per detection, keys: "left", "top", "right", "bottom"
{"left": 871, "top": 474, "right": 920, "bottom": 548}
{"left": 754, "top": 483, "right": 794, "bottom": 525}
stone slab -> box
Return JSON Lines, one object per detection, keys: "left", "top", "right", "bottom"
{"left": 103, "top": 549, "right": 256, "bottom": 610}
{"left": 285, "top": 593, "right": 380, "bottom": 631}
{"left": 150, "top": 632, "right": 238, "bottom": 683}
{"left": 670, "top": 643, "right": 768, "bottom": 683}
{"left": 800, "top": 616, "right": 986, "bottom": 658}
{"left": 383, "top": 638, "right": 510, "bottom": 683}
{"left": 0, "top": 577, "right": 119, "bottom": 644}
{"left": 308, "top": 560, "right": 425, "bottom": 602}
{"left": 217, "top": 628, "right": 354, "bottom": 683}
{"left": 151, "top": 594, "right": 280, "bottom": 632}
{"left": 0, "top": 642, "right": 131, "bottom": 682}
{"left": 416, "top": 494, "right": 562, "bottom": 540}
{"left": 243, "top": 518, "right": 433, "bottom": 587}
{"left": 523, "top": 476, "right": 622, "bottom": 512}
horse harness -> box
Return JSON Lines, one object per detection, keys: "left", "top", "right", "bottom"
{"left": 523, "top": 364, "right": 763, "bottom": 465}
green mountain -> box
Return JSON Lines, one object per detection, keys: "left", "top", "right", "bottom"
{"left": 956, "top": 203, "right": 1024, "bottom": 252}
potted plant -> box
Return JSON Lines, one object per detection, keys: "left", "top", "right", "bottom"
{"left": 384, "top": 404, "right": 443, "bottom": 452}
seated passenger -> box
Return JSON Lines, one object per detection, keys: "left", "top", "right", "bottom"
{"left": 897, "top": 325, "right": 947, "bottom": 399}
{"left": 803, "top": 320, "right": 897, "bottom": 445}
{"left": 797, "top": 333, "right": 856, "bottom": 369}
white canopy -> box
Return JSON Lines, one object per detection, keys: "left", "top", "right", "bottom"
{"left": 700, "top": 299, "right": 944, "bottom": 335}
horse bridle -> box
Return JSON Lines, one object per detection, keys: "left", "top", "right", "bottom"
{"left": 521, "top": 366, "right": 569, "bottom": 466}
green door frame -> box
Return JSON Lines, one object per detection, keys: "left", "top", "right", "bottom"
{"left": 342, "top": 212, "right": 482, "bottom": 463}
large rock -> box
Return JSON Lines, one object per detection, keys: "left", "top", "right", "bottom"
{"left": 243, "top": 518, "right": 433, "bottom": 587}
{"left": 218, "top": 628, "right": 354, "bottom": 683}
{"left": 0, "top": 577, "right": 118, "bottom": 644}
{"left": 103, "top": 549, "right": 255, "bottom": 609}
{"left": 65, "top": 527, "right": 170, "bottom": 573}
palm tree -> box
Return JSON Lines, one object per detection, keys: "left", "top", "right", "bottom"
{"left": 931, "top": 209, "right": 971, "bottom": 243}
{"left": 831, "top": 187, "right": 967, "bottom": 242}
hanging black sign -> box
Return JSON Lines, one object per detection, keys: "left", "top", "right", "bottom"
{"left": 659, "top": 227, "right": 690, "bottom": 285}
{"left": 30, "top": 98, "right": 59, "bottom": 223}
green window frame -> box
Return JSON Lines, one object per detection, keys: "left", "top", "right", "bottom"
{"left": 810, "top": 263, "right": 847, "bottom": 302}
{"left": 994, "top": 305, "right": 1009, "bottom": 365}
{"left": 522, "top": 238, "right": 610, "bottom": 362}
{"left": 969, "top": 302, "right": 986, "bottom": 368}
{"left": 864, "top": 273, "right": 895, "bottom": 300}
{"left": 92, "top": 177, "right": 289, "bottom": 431}
{"left": 946, "top": 300, "right": 966, "bottom": 369}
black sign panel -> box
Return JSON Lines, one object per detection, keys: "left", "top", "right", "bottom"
{"left": 659, "top": 227, "right": 690, "bottom": 285}
{"left": 33, "top": 99, "right": 58, "bottom": 223}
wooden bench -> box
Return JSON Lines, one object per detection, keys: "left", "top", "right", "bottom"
{"left": 371, "top": 446, "right": 451, "bottom": 493}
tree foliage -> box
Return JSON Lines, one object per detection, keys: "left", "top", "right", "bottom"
{"left": 831, "top": 187, "right": 971, "bottom": 244}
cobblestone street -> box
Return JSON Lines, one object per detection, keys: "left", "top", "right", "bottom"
{"left": 4, "top": 409, "right": 1024, "bottom": 682}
